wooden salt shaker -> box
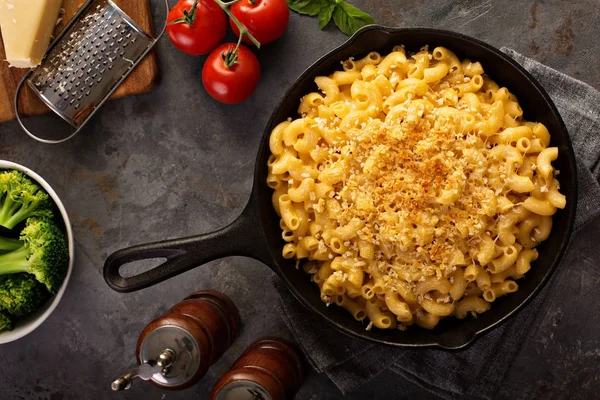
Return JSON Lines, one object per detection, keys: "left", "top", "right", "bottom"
{"left": 111, "top": 290, "right": 240, "bottom": 391}
{"left": 210, "top": 338, "right": 304, "bottom": 400}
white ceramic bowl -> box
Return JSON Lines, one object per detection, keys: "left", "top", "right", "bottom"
{"left": 0, "top": 160, "right": 74, "bottom": 344}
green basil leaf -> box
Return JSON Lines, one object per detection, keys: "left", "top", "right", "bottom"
{"left": 286, "top": 0, "right": 324, "bottom": 16}
{"left": 317, "top": 2, "right": 336, "bottom": 29}
{"left": 332, "top": 1, "right": 375, "bottom": 35}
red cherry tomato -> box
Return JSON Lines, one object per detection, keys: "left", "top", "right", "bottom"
{"left": 202, "top": 43, "right": 261, "bottom": 104}
{"left": 229, "top": 0, "right": 290, "bottom": 46}
{"left": 166, "top": 0, "right": 227, "bottom": 55}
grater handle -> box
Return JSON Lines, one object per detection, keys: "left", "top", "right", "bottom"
{"left": 105, "top": 0, "right": 171, "bottom": 44}
{"left": 152, "top": 0, "right": 171, "bottom": 42}
{"left": 14, "top": 72, "right": 82, "bottom": 144}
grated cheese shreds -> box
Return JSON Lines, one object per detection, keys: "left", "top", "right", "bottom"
{"left": 331, "top": 103, "right": 496, "bottom": 272}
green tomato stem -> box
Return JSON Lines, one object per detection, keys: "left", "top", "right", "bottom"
{"left": 221, "top": 35, "right": 243, "bottom": 68}
{"left": 169, "top": 0, "right": 199, "bottom": 26}
{"left": 234, "top": 29, "right": 244, "bottom": 51}
{"left": 213, "top": 0, "right": 261, "bottom": 48}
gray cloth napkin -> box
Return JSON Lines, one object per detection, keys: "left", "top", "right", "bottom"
{"left": 271, "top": 48, "right": 600, "bottom": 399}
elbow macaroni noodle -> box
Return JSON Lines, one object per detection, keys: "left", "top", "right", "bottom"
{"left": 267, "top": 46, "right": 565, "bottom": 330}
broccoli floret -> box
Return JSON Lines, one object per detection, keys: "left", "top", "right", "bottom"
{"left": 0, "top": 273, "right": 49, "bottom": 316}
{"left": 0, "top": 170, "right": 53, "bottom": 230}
{"left": 0, "top": 236, "right": 22, "bottom": 253}
{"left": 0, "top": 310, "right": 13, "bottom": 332}
{"left": 0, "top": 217, "right": 69, "bottom": 294}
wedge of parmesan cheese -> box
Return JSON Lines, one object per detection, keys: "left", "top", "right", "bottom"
{"left": 0, "top": 0, "right": 63, "bottom": 68}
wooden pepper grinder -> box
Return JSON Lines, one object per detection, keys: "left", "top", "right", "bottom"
{"left": 112, "top": 290, "right": 240, "bottom": 391}
{"left": 210, "top": 338, "right": 304, "bottom": 400}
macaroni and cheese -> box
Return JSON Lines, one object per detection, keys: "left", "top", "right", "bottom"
{"left": 266, "top": 46, "right": 565, "bottom": 330}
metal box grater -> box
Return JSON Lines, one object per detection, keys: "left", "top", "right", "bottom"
{"left": 15, "top": 0, "right": 168, "bottom": 144}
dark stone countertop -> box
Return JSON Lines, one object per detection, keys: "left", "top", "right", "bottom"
{"left": 1, "top": 0, "right": 598, "bottom": 399}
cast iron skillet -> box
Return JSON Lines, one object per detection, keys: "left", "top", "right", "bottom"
{"left": 105, "top": 26, "right": 577, "bottom": 349}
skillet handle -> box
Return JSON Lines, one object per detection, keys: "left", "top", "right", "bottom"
{"left": 104, "top": 200, "right": 270, "bottom": 293}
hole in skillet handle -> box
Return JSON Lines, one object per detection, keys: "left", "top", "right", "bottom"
{"left": 119, "top": 258, "right": 169, "bottom": 278}
{"left": 104, "top": 245, "right": 191, "bottom": 293}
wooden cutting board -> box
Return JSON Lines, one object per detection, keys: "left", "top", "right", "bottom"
{"left": 0, "top": 0, "right": 160, "bottom": 124}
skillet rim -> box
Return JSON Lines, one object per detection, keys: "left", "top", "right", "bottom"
{"left": 254, "top": 25, "right": 577, "bottom": 348}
